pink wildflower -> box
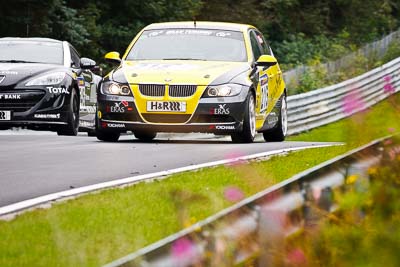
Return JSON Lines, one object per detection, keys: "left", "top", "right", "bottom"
{"left": 224, "top": 186, "right": 244, "bottom": 202}
{"left": 384, "top": 75, "right": 392, "bottom": 83}
{"left": 384, "top": 139, "right": 393, "bottom": 145}
{"left": 225, "top": 151, "right": 245, "bottom": 166}
{"left": 171, "top": 237, "right": 195, "bottom": 260}
{"left": 312, "top": 187, "right": 322, "bottom": 200}
{"left": 342, "top": 90, "right": 364, "bottom": 115}
{"left": 384, "top": 84, "right": 395, "bottom": 94}
{"left": 287, "top": 248, "right": 307, "bottom": 266}
{"left": 383, "top": 75, "right": 396, "bottom": 94}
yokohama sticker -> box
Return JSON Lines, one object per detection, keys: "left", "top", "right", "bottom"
{"left": 210, "top": 125, "right": 235, "bottom": 130}
{"left": 106, "top": 123, "right": 125, "bottom": 128}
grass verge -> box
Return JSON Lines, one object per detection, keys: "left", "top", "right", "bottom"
{"left": 0, "top": 94, "right": 399, "bottom": 267}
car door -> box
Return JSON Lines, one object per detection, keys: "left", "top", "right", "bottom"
{"left": 249, "top": 30, "right": 277, "bottom": 121}
{"left": 69, "top": 45, "right": 97, "bottom": 128}
{"left": 254, "top": 31, "right": 284, "bottom": 107}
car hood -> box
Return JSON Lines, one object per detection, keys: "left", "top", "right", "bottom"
{"left": 114, "top": 60, "right": 251, "bottom": 86}
{"left": 0, "top": 63, "right": 66, "bottom": 87}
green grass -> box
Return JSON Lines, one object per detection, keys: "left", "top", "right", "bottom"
{"left": 0, "top": 94, "right": 399, "bottom": 267}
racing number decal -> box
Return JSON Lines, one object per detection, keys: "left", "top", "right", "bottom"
{"left": 259, "top": 73, "right": 268, "bottom": 113}
{"left": 77, "top": 75, "right": 96, "bottom": 114}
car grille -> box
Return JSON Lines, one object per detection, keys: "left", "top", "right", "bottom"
{"left": 139, "top": 84, "right": 165, "bottom": 97}
{"left": 142, "top": 114, "right": 191, "bottom": 123}
{"left": 0, "top": 91, "right": 44, "bottom": 112}
{"left": 138, "top": 84, "right": 197, "bottom": 97}
{"left": 169, "top": 85, "right": 197, "bottom": 97}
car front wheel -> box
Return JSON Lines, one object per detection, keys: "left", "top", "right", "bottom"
{"left": 96, "top": 130, "right": 120, "bottom": 142}
{"left": 134, "top": 131, "right": 157, "bottom": 142}
{"left": 231, "top": 92, "right": 256, "bottom": 143}
{"left": 57, "top": 89, "right": 79, "bottom": 136}
{"left": 263, "top": 94, "right": 287, "bottom": 142}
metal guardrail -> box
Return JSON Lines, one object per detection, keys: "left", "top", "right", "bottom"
{"left": 283, "top": 28, "right": 400, "bottom": 89}
{"left": 287, "top": 56, "right": 400, "bottom": 135}
{"left": 104, "top": 136, "right": 390, "bottom": 267}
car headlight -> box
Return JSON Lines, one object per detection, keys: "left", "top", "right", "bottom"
{"left": 205, "top": 84, "right": 242, "bottom": 97}
{"left": 102, "top": 81, "right": 131, "bottom": 96}
{"left": 26, "top": 72, "right": 66, "bottom": 86}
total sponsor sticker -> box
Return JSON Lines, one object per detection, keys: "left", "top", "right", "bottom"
{"left": 47, "top": 86, "right": 69, "bottom": 94}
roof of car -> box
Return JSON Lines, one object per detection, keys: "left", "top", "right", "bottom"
{"left": 0, "top": 37, "right": 62, "bottom": 43}
{"left": 144, "top": 21, "right": 255, "bottom": 32}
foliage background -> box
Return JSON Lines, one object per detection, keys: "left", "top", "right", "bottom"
{"left": 0, "top": 0, "right": 399, "bottom": 68}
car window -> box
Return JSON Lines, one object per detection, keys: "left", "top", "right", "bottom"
{"left": 126, "top": 29, "right": 247, "bottom": 62}
{"left": 249, "top": 31, "right": 262, "bottom": 61}
{"left": 0, "top": 41, "right": 63, "bottom": 65}
{"left": 70, "top": 46, "right": 81, "bottom": 68}
{"left": 254, "top": 31, "right": 272, "bottom": 56}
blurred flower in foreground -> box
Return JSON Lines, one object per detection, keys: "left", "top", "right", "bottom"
{"left": 171, "top": 237, "right": 195, "bottom": 260}
{"left": 384, "top": 139, "right": 393, "bottom": 145}
{"left": 224, "top": 186, "right": 244, "bottom": 202}
{"left": 224, "top": 151, "right": 245, "bottom": 166}
{"left": 346, "top": 174, "right": 359, "bottom": 185}
{"left": 312, "top": 186, "right": 322, "bottom": 200}
{"left": 286, "top": 248, "right": 307, "bottom": 266}
{"left": 342, "top": 90, "right": 365, "bottom": 115}
{"left": 383, "top": 75, "right": 395, "bottom": 94}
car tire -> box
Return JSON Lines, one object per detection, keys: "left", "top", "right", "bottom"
{"left": 57, "top": 89, "right": 79, "bottom": 136}
{"left": 87, "top": 130, "right": 96, "bottom": 137}
{"left": 263, "top": 94, "right": 287, "bottom": 142}
{"left": 96, "top": 130, "right": 120, "bottom": 142}
{"left": 94, "top": 107, "right": 120, "bottom": 142}
{"left": 134, "top": 131, "right": 157, "bottom": 141}
{"left": 231, "top": 92, "right": 256, "bottom": 143}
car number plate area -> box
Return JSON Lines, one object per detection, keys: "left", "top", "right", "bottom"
{"left": 0, "top": 111, "right": 11, "bottom": 120}
{"left": 146, "top": 101, "right": 186, "bottom": 112}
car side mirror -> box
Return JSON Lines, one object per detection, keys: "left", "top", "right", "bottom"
{"left": 80, "top": 57, "right": 97, "bottom": 69}
{"left": 91, "top": 65, "right": 103, "bottom": 76}
{"left": 105, "top": 51, "right": 121, "bottom": 64}
{"left": 255, "top": 55, "right": 277, "bottom": 68}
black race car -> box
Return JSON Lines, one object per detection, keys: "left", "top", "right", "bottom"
{"left": 0, "top": 37, "right": 100, "bottom": 135}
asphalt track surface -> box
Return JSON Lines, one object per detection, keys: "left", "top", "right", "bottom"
{"left": 0, "top": 131, "right": 338, "bottom": 207}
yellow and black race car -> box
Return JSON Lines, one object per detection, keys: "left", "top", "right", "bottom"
{"left": 96, "top": 22, "right": 287, "bottom": 143}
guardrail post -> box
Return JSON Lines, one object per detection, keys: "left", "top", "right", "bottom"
{"left": 318, "top": 187, "right": 334, "bottom": 212}
{"left": 257, "top": 205, "right": 287, "bottom": 266}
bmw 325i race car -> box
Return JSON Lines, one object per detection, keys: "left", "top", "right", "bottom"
{"left": 97, "top": 22, "right": 287, "bottom": 143}
{"left": 0, "top": 38, "right": 100, "bottom": 135}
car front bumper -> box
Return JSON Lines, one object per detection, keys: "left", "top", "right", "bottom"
{"left": 97, "top": 90, "right": 249, "bottom": 134}
{"left": 0, "top": 87, "right": 71, "bottom": 130}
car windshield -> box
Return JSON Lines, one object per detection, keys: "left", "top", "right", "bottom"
{"left": 0, "top": 40, "right": 63, "bottom": 65}
{"left": 126, "top": 29, "right": 248, "bottom": 62}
